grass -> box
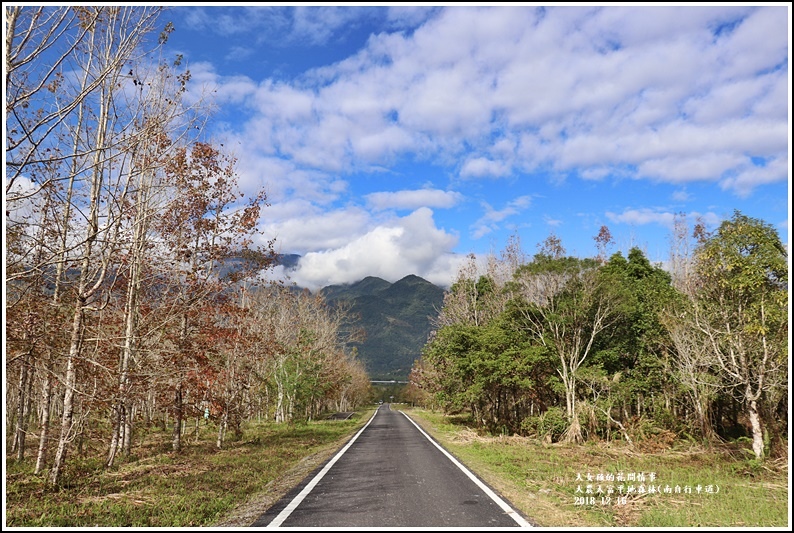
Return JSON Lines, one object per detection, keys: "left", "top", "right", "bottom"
{"left": 5, "top": 411, "right": 372, "bottom": 527}
{"left": 400, "top": 406, "right": 790, "bottom": 528}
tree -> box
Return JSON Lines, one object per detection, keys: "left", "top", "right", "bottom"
{"left": 512, "top": 253, "right": 618, "bottom": 443}
{"left": 41, "top": 6, "right": 168, "bottom": 486}
{"left": 105, "top": 47, "right": 204, "bottom": 468}
{"left": 596, "top": 249, "right": 679, "bottom": 430}
{"left": 244, "top": 285, "right": 364, "bottom": 424}
{"left": 660, "top": 300, "right": 721, "bottom": 440}
{"left": 594, "top": 225, "right": 614, "bottom": 264}
{"left": 690, "top": 211, "right": 787, "bottom": 459}
{"left": 156, "top": 141, "right": 270, "bottom": 451}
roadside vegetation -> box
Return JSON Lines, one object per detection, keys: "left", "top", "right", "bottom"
{"left": 407, "top": 214, "right": 787, "bottom": 464}
{"left": 5, "top": 413, "right": 371, "bottom": 527}
{"left": 403, "top": 407, "right": 788, "bottom": 527}
{"left": 6, "top": 6, "right": 372, "bottom": 492}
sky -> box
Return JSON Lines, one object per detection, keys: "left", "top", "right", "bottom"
{"left": 161, "top": 4, "right": 790, "bottom": 290}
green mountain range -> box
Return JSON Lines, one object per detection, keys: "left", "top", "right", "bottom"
{"left": 320, "top": 275, "right": 445, "bottom": 380}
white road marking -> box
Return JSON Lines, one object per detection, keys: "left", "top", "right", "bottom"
{"left": 399, "top": 411, "right": 533, "bottom": 528}
{"left": 265, "top": 408, "right": 380, "bottom": 528}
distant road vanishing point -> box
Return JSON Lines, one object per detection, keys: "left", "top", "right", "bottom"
{"left": 253, "top": 404, "right": 532, "bottom": 528}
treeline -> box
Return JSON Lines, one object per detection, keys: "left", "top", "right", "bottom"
{"left": 408, "top": 215, "right": 787, "bottom": 460}
{"left": 5, "top": 6, "right": 370, "bottom": 487}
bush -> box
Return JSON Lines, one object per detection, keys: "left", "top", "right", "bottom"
{"left": 522, "top": 407, "right": 568, "bottom": 442}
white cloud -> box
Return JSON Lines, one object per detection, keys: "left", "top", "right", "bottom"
{"left": 195, "top": 6, "right": 787, "bottom": 197}
{"left": 260, "top": 204, "right": 371, "bottom": 253}
{"left": 180, "top": 6, "right": 375, "bottom": 47}
{"left": 196, "top": 7, "right": 788, "bottom": 191}
{"left": 471, "top": 195, "right": 532, "bottom": 239}
{"left": 224, "top": 46, "right": 254, "bottom": 63}
{"left": 385, "top": 6, "right": 440, "bottom": 29}
{"left": 291, "top": 6, "right": 377, "bottom": 46}
{"left": 179, "top": 6, "right": 787, "bottom": 285}
{"left": 606, "top": 208, "right": 721, "bottom": 230}
{"left": 606, "top": 208, "right": 677, "bottom": 228}
{"left": 284, "top": 208, "right": 460, "bottom": 290}
{"left": 719, "top": 155, "right": 789, "bottom": 198}
{"left": 5, "top": 175, "right": 39, "bottom": 221}
{"left": 460, "top": 157, "right": 512, "bottom": 179}
{"left": 544, "top": 215, "right": 563, "bottom": 227}
{"left": 637, "top": 153, "right": 747, "bottom": 183}
{"left": 365, "top": 189, "right": 463, "bottom": 211}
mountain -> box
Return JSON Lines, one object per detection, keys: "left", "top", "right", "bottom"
{"left": 320, "top": 275, "right": 445, "bottom": 380}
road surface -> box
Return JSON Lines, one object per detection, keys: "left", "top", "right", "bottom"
{"left": 252, "top": 404, "right": 531, "bottom": 528}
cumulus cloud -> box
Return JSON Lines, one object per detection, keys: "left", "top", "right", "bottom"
{"left": 260, "top": 204, "right": 372, "bottom": 253}
{"left": 282, "top": 208, "right": 461, "bottom": 290}
{"left": 178, "top": 6, "right": 787, "bottom": 285}
{"left": 191, "top": 6, "right": 786, "bottom": 196}
{"left": 5, "top": 175, "right": 39, "bottom": 222}
{"left": 719, "top": 155, "right": 789, "bottom": 198}
{"left": 202, "top": 6, "right": 782, "bottom": 193}
{"left": 460, "top": 157, "right": 512, "bottom": 179}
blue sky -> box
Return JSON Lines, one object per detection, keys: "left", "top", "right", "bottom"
{"left": 162, "top": 5, "right": 790, "bottom": 290}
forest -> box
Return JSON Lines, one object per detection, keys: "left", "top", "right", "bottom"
{"left": 5, "top": 6, "right": 372, "bottom": 487}
{"left": 407, "top": 216, "right": 788, "bottom": 462}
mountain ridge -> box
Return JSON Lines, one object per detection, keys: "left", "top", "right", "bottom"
{"left": 319, "top": 274, "right": 445, "bottom": 380}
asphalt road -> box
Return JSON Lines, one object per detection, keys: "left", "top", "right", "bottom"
{"left": 252, "top": 404, "right": 531, "bottom": 528}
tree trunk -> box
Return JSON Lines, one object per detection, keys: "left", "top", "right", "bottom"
{"left": 106, "top": 403, "right": 123, "bottom": 467}
{"left": 49, "top": 301, "right": 85, "bottom": 485}
{"left": 693, "top": 394, "right": 714, "bottom": 441}
{"left": 172, "top": 384, "right": 183, "bottom": 452}
{"left": 34, "top": 363, "right": 54, "bottom": 474}
{"left": 122, "top": 403, "right": 133, "bottom": 456}
{"left": 747, "top": 399, "right": 764, "bottom": 460}
{"left": 216, "top": 410, "right": 228, "bottom": 449}
{"left": 13, "top": 349, "right": 32, "bottom": 460}
{"left": 562, "top": 404, "right": 584, "bottom": 444}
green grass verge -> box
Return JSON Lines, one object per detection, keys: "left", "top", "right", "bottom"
{"left": 5, "top": 412, "right": 372, "bottom": 527}
{"left": 401, "top": 407, "right": 789, "bottom": 528}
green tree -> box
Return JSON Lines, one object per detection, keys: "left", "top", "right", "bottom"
{"left": 596, "top": 248, "right": 679, "bottom": 427}
{"left": 690, "top": 210, "right": 787, "bottom": 459}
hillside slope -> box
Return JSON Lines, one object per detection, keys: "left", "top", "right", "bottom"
{"left": 320, "top": 275, "right": 444, "bottom": 380}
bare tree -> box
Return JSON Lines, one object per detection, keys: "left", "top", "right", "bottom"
{"left": 659, "top": 306, "right": 720, "bottom": 440}
{"left": 513, "top": 255, "right": 617, "bottom": 443}
{"left": 45, "top": 6, "right": 165, "bottom": 486}
{"left": 105, "top": 48, "right": 206, "bottom": 467}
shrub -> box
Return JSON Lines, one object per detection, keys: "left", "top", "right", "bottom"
{"left": 522, "top": 407, "right": 568, "bottom": 442}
